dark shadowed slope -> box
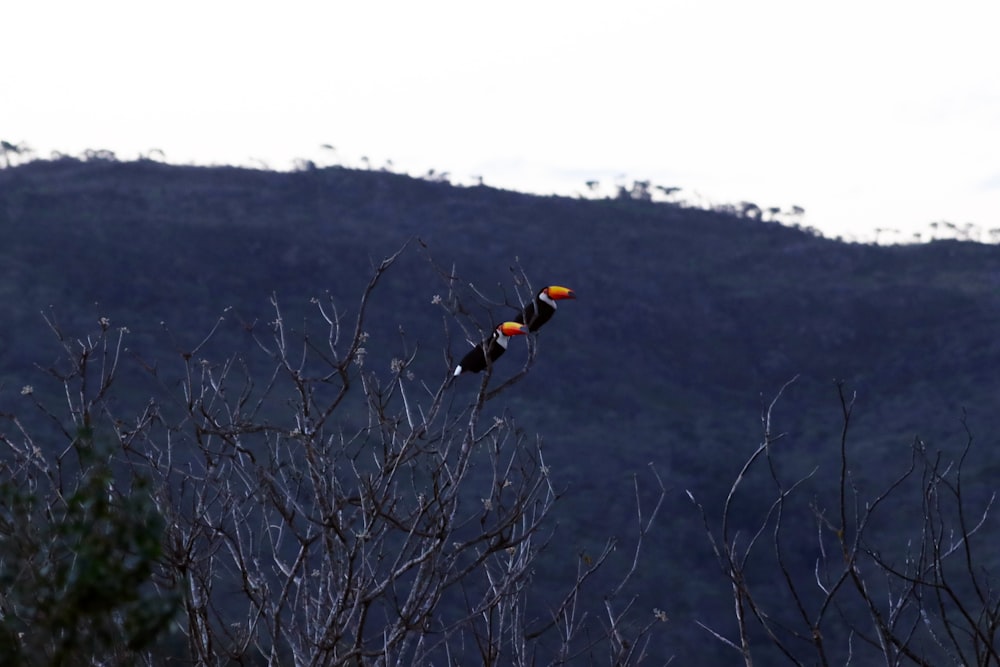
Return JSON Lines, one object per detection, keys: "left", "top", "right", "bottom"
{"left": 2, "top": 157, "right": 1000, "bottom": 662}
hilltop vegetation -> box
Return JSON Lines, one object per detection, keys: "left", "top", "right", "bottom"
{"left": 2, "top": 155, "right": 999, "bottom": 663}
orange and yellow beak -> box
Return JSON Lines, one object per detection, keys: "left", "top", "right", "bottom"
{"left": 544, "top": 285, "right": 576, "bottom": 301}
{"left": 499, "top": 321, "right": 529, "bottom": 336}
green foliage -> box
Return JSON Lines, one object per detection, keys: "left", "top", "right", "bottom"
{"left": 0, "top": 427, "right": 177, "bottom": 666}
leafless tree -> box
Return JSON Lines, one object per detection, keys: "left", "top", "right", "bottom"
{"left": 1, "top": 246, "right": 668, "bottom": 665}
{"left": 739, "top": 202, "right": 763, "bottom": 221}
{"left": 0, "top": 140, "right": 33, "bottom": 168}
{"left": 654, "top": 186, "right": 681, "bottom": 201}
{"left": 690, "top": 378, "right": 1000, "bottom": 666}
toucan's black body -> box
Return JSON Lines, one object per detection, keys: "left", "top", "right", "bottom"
{"left": 515, "top": 300, "right": 555, "bottom": 332}
{"left": 514, "top": 286, "right": 576, "bottom": 332}
{"left": 453, "top": 322, "right": 527, "bottom": 376}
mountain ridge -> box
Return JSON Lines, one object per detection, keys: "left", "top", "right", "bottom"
{"left": 2, "top": 156, "right": 998, "bottom": 662}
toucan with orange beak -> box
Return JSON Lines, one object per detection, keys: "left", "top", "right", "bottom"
{"left": 453, "top": 321, "right": 529, "bottom": 376}
{"left": 514, "top": 285, "right": 576, "bottom": 332}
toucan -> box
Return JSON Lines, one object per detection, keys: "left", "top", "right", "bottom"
{"left": 514, "top": 285, "right": 576, "bottom": 332}
{"left": 453, "top": 321, "right": 528, "bottom": 376}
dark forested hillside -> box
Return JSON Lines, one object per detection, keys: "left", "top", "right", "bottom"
{"left": 2, "top": 157, "right": 999, "bottom": 663}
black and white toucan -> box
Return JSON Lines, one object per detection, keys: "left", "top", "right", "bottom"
{"left": 453, "top": 321, "right": 528, "bottom": 376}
{"left": 514, "top": 285, "right": 576, "bottom": 332}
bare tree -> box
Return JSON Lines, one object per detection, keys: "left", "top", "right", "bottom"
{"left": 0, "top": 140, "right": 33, "bottom": 168}
{"left": 739, "top": 202, "right": 763, "bottom": 221}
{"left": 630, "top": 181, "right": 653, "bottom": 202}
{"left": 654, "top": 186, "right": 682, "bottom": 201}
{"left": 690, "top": 378, "right": 1000, "bottom": 665}
{"left": 81, "top": 148, "right": 118, "bottom": 162}
{"left": 1, "top": 316, "right": 177, "bottom": 667}
{"left": 1, "top": 246, "right": 667, "bottom": 665}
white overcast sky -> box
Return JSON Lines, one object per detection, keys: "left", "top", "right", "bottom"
{"left": 5, "top": 1, "right": 999, "bottom": 240}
